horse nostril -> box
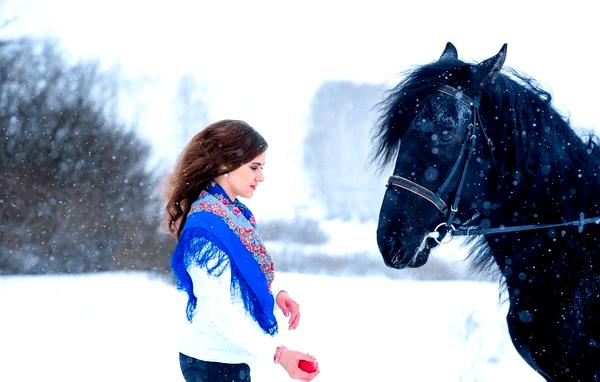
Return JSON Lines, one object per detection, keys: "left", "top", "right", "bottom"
{"left": 383, "top": 236, "right": 399, "bottom": 254}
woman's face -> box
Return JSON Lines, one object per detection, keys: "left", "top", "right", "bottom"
{"left": 218, "top": 151, "right": 266, "bottom": 200}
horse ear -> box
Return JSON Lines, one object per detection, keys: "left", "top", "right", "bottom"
{"left": 474, "top": 43, "right": 507, "bottom": 88}
{"left": 439, "top": 42, "right": 458, "bottom": 62}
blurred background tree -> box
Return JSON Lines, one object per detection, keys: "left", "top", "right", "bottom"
{"left": 174, "top": 73, "right": 210, "bottom": 149}
{"left": 0, "top": 37, "right": 175, "bottom": 274}
{"left": 304, "top": 80, "right": 387, "bottom": 221}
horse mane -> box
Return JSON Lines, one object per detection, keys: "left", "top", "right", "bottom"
{"left": 469, "top": 69, "right": 600, "bottom": 274}
{"left": 372, "top": 58, "right": 600, "bottom": 277}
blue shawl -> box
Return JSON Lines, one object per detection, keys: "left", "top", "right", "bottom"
{"left": 171, "top": 182, "right": 277, "bottom": 335}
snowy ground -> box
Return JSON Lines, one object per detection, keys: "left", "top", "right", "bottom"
{"left": 0, "top": 271, "right": 542, "bottom": 382}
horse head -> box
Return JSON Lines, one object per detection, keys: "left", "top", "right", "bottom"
{"left": 375, "top": 42, "right": 507, "bottom": 269}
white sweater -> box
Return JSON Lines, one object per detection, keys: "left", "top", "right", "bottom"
{"left": 178, "top": 243, "right": 281, "bottom": 367}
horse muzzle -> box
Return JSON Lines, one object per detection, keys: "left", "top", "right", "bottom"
{"left": 377, "top": 232, "right": 434, "bottom": 269}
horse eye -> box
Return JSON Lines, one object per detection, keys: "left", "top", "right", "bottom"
{"left": 439, "top": 130, "right": 454, "bottom": 143}
{"left": 416, "top": 118, "right": 434, "bottom": 133}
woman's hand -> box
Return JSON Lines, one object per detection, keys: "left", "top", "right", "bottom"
{"left": 276, "top": 290, "right": 300, "bottom": 329}
{"left": 279, "top": 348, "right": 320, "bottom": 381}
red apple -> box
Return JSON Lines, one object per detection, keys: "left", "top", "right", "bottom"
{"left": 298, "top": 359, "right": 318, "bottom": 373}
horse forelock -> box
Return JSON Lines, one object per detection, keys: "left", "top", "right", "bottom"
{"left": 371, "top": 60, "right": 472, "bottom": 171}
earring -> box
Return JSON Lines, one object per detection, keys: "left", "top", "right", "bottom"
{"left": 224, "top": 173, "right": 229, "bottom": 177}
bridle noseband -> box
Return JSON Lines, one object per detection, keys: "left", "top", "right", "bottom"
{"left": 387, "top": 85, "right": 600, "bottom": 243}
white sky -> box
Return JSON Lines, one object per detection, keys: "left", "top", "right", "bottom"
{"left": 2, "top": 0, "right": 599, "bottom": 216}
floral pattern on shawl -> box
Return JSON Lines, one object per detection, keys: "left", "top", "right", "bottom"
{"left": 188, "top": 186, "right": 274, "bottom": 287}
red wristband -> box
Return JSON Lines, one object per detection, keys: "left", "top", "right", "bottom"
{"left": 274, "top": 346, "right": 287, "bottom": 364}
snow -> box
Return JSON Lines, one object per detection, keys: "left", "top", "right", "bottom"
{"left": 0, "top": 271, "right": 542, "bottom": 381}
{"left": 265, "top": 219, "right": 380, "bottom": 257}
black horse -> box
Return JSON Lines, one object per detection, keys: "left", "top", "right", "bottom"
{"left": 373, "top": 42, "right": 600, "bottom": 381}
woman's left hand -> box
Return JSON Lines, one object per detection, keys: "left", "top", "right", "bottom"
{"left": 276, "top": 290, "right": 300, "bottom": 330}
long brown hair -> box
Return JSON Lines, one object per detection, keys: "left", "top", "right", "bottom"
{"left": 164, "top": 119, "right": 268, "bottom": 238}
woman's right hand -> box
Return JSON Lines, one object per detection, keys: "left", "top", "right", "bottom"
{"left": 279, "top": 348, "right": 320, "bottom": 381}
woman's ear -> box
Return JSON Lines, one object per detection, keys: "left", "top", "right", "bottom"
{"left": 218, "top": 165, "right": 230, "bottom": 176}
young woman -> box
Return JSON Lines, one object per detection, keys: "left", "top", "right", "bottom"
{"left": 166, "top": 120, "right": 319, "bottom": 382}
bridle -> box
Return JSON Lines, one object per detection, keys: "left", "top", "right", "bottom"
{"left": 387, "top": 84, "right": 600, "bottom": 244}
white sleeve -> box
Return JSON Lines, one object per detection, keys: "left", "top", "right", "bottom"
{"left": 269, "top": 276, "right": 286, "bottom": 300}
{"left": 188, "top": 249, "right": 280, "bottom": 359}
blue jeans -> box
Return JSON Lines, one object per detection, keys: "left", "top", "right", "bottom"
{"left": 179, "top": 353, "right": 251, "bottom": 382}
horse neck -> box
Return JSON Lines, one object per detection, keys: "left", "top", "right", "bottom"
{"left": 484, "top": 116, "right": 600, "bottom": 279}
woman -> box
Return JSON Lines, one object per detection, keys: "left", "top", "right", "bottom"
{"left": 166, "top": 120, "right": 319, "bottom": 382}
